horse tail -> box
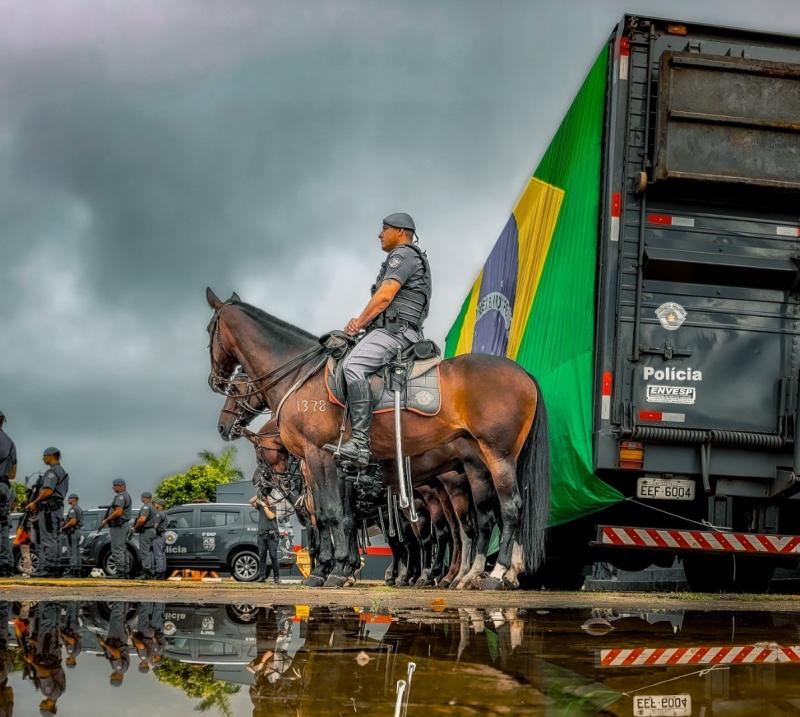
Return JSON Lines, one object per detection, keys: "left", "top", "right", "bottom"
{"left": 518, "top": 372, "right": 550, "bottom": 574}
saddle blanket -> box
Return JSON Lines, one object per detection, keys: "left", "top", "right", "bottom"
{"left": 326, "top": 356, "right": 442, "bottom": 416}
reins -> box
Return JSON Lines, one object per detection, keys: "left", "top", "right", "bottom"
{"left": 208, "top": 302, "right": 328, "bottom": 422}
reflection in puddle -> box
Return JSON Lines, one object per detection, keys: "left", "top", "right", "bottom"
{"left": 1, "top": 600, "right": 800, "bottom": 715}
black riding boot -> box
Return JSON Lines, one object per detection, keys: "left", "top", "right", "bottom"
{"left": 324, "top": 379, "right": 373, "bottom": 466}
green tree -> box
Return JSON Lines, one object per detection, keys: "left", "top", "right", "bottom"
{"left": 12, "top": 482, "right": 26, "bottom": 510}
{"left": 154, "top": 465, "right": 227, "bottom": 509}
{"left": 153, "top": 658, "right": 240, "bottom": 716}
{"left": 154, "top": 447, "right": 244, "bottom": 509}
{"left": 198, "top": 447, "right": 244, "bottom": 482}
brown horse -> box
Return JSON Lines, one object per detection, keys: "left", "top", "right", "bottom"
{"left": 217, "top": 374, "right": 472, "bottom": 587}
{"left": 206, "top": 289, "right": 549, "bottom": 588}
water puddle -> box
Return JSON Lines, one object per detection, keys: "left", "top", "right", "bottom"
{"left": 3, "top": 600, "right": 800, "bottom": 715}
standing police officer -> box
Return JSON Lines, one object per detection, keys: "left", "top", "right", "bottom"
{"left": 100, "top": 479, "right": 131, "bottom": 579}
{"left": 324, "top": 213, "right": 432, "bottom": 465}
{"left": 133, "top": 492, "right": 157, "bottom": 579}
{"left": 152, "top": 498, "right": 167, "bottom": 580}
{"left": 61, "top": 494, "right": 83, "bottom": 577}
{"left": 250, "top": 490, "right": 280, "bottom": 584}
{"left": 0, "top": 411, "right": 17, "bottom": 578}
{"left": 26, "top": 448, "right": 69, "bottom": 578}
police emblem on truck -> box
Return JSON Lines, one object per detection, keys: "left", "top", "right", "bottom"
{"left": 655, "top": 302, "right": 687, "bottom": 331}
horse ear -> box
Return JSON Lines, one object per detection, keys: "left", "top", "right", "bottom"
{"left": 206, "top": 287, "right": 223, "bottom": 309}
{"left": 230, "top": 292, "right": 241, "bottom": 303}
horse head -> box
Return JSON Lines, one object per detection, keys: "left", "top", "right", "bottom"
{"left": 206, "top": 287, "right": 242, "bottom": 394}
{"left": 217, "top": 370, "right": 268, "bottom": 441}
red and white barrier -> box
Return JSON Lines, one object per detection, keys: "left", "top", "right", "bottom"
{"left": 597, "top": 525, "right": 800, "bottom": 555}
{"left": 599, "top": 644, "right": 800, "bottom": 668}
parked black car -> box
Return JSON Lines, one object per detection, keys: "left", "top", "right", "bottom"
{"left": 10, "top": 508, "right": 142, "bottom": 577}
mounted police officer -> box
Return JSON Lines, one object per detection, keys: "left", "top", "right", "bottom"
{"left": 26, "top": 448, "right": 69, "bottom": 578}
{"left": 0, "top": 411, "right": 17, "bottom": 577}
{"left": 134, "top": 491, "right": 157, "bottom": 578}
{"left": 324, "top": 212, "right": 432, "bottom": 466}
{"left": 61, "top": 493, "right": 83, "bottom": 577}
{"left": 152, "top": 498, "right": 167, "bottom": 579}
{"left": 100, "top": 479, "right": 131, "bottom": 578}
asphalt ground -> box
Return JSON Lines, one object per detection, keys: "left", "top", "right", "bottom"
{"left": 3, "top": 577, "right": 800, "bottom": 611}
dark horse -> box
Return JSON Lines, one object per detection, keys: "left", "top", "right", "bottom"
{"left": 206, "top": 289, "right": 549, "bottom": 588}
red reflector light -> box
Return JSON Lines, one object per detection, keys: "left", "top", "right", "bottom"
{"left": 619, "top": 441, "right": 644, "bottom": 470}
{"left": 619, "top": 36, "right": 631, "bottom": 56}
{"left": 647, "top": 213, "right": 672, "bottom": 225}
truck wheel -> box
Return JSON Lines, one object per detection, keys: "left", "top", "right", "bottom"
{"left": 683, "top": 555, "right": 775, "bottom": 593}
{"left": 230, "top": 550, "right": 260, "bottom": 582}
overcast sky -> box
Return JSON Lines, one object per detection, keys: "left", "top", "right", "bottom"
{"left": 2, "top": 0, "right": 799, "bottom": 506}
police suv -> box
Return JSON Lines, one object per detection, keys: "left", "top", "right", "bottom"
{"left": 160, "top": 502, "right": 295, "bottom": 581}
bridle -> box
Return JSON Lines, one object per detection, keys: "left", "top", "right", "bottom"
{"left": 207, "top": 302, "right": 328, "bottom": 423}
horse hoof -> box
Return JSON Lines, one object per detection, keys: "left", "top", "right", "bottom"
{"left": 480, "top": 576, "right": 504, "bottom": 591}
{"left": 437, "top": 579, "right": 451, "bottom": 589}
{"left": 395, "top": 578, "right": 410, "bottom": 588}
{"left": 323, "top": 574, "right": 348, "bottom": 588}
{"left": 502, "top": 577, "right": 519, "bottom": 591}
{"left": 345, "top": 576, "right": 357, "bottom": 587}
{"left": 384, "top": 578, "right": 396, "bottom": 587}
{"left": 303, "top": 574, "right": 325, "bottom": 588}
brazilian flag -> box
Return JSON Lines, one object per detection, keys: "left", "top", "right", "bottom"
{"left": 445, "top": 46, "right": 623, "bottom": 526}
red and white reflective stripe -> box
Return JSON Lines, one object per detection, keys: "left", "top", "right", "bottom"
{"left": 639, "top": 410, "right": 685, "bottom": 423}
{"left": 777, "top": 226, "right": 800, "bottom": 237}
{"left": 647, "top": 214, "right": 695, "bottom": 227}
{"left": 600, "top": 644, "right": 800, "bottom": 668}
{"left": 601, "top": 371, "right": 612, "bottom": 420}
{"left": 619, "top": 36, "right": 630, "bottom": 81}
{"left": 599, "top": 525, "right": 800, "bottom": 555}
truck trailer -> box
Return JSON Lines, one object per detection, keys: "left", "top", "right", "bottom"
{"left": 445, "top": 14, "right": 800, "bottom": 591}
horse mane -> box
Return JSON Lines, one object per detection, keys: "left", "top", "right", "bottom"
{"left": 233, "top": 301, "right": 317, "bottom": 345}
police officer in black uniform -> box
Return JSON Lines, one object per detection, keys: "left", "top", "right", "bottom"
{"left": 133, "top": 491, "right": 157, "bottom": 578}
{"left": 27, "top": 448, "right": 69, "bottom": 578}
{"left": 61, "top": 493, "right": 83, "bottom": 577}
{"left": 324, "top": 212, "right": 432, "bottom": 465}
{"left": 250, "top": 490, "right": 280, "bottom": 583}
{"left": 100, "top": 479, "right": 132, "bottom": 578}
{"left": 0, "top": 411, "right": 17, "bottom": 577}
{"left": 152, "top": 498, "right": 167, "bottom": 579}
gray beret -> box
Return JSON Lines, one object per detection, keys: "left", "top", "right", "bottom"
{"left": 141, "top": 491, "right": 152, "bottom": 499}
{"left": 112, "top": 478, "right": 126, "bottom": 487}
{"left": 383, "top": 212, "right": 416, "bottom": 232}
{"left": 43, "top": 447, "right": 60, "bottom": 456}
{"left": 68, "top": 493, "right": 79, "bottom": 500}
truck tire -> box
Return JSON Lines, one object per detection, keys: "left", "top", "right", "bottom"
{"left": 683, "top": 554, "right": 775, "bottom": 593}
{"left": 230, "top": 549, "right": 260, "bottom": 582}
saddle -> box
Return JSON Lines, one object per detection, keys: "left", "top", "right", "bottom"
{"left": 320, "top": 331, "right": 443, "bottom": 416}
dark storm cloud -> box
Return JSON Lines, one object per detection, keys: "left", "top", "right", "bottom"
{"left": 2, "top": 0, "right": 799, "bottom": 504}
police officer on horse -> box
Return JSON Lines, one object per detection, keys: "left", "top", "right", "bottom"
{"left": 324, "top": 213, "right": 432, "bottom": 466}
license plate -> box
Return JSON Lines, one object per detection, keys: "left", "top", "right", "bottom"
{"left": 633, "top": 694, "right": 691, "bottom": 717}
{"left": 637, "top": 477, "right": 695, "bottom": 501}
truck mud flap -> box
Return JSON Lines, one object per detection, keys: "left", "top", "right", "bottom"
{"left": 593, "top": 525, "right": 800, "bottom": 556}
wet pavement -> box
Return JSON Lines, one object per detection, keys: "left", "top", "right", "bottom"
{"left": 2, "top": 599, "right": 800, "bottom": 716}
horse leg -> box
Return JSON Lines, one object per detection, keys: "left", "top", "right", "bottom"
{"left": 457, "top": 462, "right": 497, "bottom": 590}
{"left": 415, "top": 491, "right": 442, "bottom": 587}
{"left": 302, "top": 451, "right": 340, "bottom": 587}
{"left": 433, "top": 477, "right": 462, "bottom": 588}
{"left": 481, "top": 451, "right": 523, "bottom": 590}
{"left": 324, "top": 462, "right": 359, "bottom": 588}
